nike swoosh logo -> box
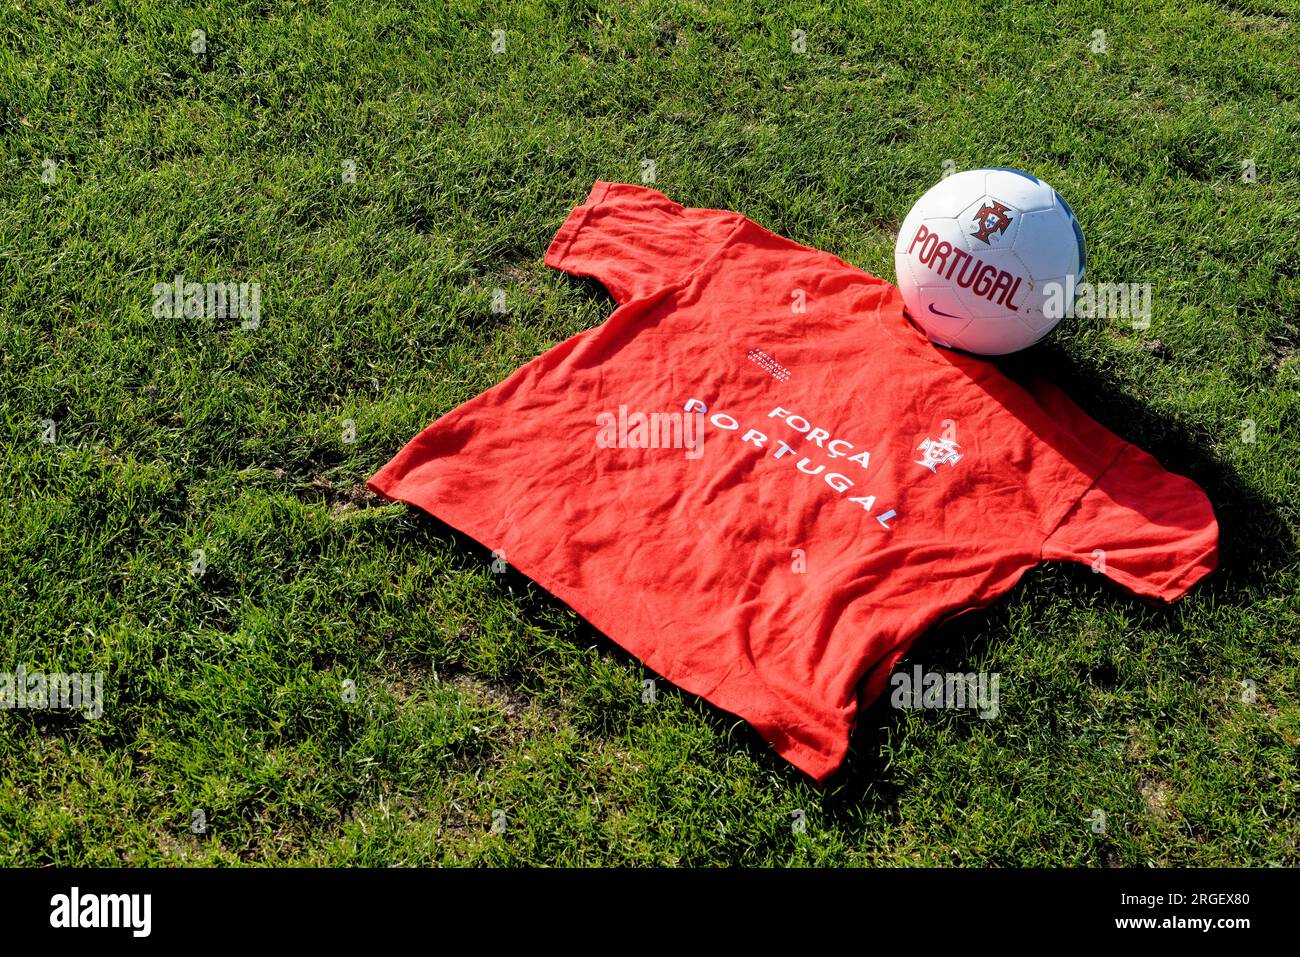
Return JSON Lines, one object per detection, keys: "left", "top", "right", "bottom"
{"left": 927, "top": 302, "right": 965, "bottom": 320}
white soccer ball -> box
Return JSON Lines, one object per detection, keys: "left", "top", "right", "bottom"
{"left": 893, "top": 168, "right": 1086, "bottom": 355}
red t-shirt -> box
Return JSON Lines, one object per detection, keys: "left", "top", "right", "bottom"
{"left": 367, "top": 181, "right": 1219, "bottom": 783}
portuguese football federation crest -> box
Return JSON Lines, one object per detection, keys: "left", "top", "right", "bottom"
{"left": 971, "top": 199, "right": 1014, "bottom": 244}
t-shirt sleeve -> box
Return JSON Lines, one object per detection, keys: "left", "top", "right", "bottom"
{"left": 1041, "top": 441, "right": 1220, "bottom": 603}
{"left": 543, "top": 180, "right": 742, "bottom": 304}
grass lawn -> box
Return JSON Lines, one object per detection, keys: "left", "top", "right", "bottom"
{"left": 0, "top": 0, "right": 1297, "bottom": 865}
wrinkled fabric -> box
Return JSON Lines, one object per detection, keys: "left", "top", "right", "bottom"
{"left": 368, "top": 181, "right": 1219, "bottom": 782}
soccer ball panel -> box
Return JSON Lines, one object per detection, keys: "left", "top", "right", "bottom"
{"left": 984, "top": 168, "right": 1055, "bottom": 212}
{"left": 951, "top": 314, "right": 1050, "bottom": 356}
{"left": 912, "top": 284, "right": 972, "bottom": 347}
{"left": 1019, "top": 286, "right": 1066, "bottom": 334}
{"left": 1016, "top": 208, "right": 1079, "bottom": 280}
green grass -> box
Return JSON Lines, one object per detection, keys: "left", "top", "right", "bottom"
{"left": 1, "top": 0, "right": 1297, "bottom": 865}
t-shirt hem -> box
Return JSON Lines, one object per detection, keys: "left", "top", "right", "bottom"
{"left": 1147, "top": 540, "right": 1220, "bottom": 602}
{"left": 364, "top": 472, "right": 848, "bottom": 785}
